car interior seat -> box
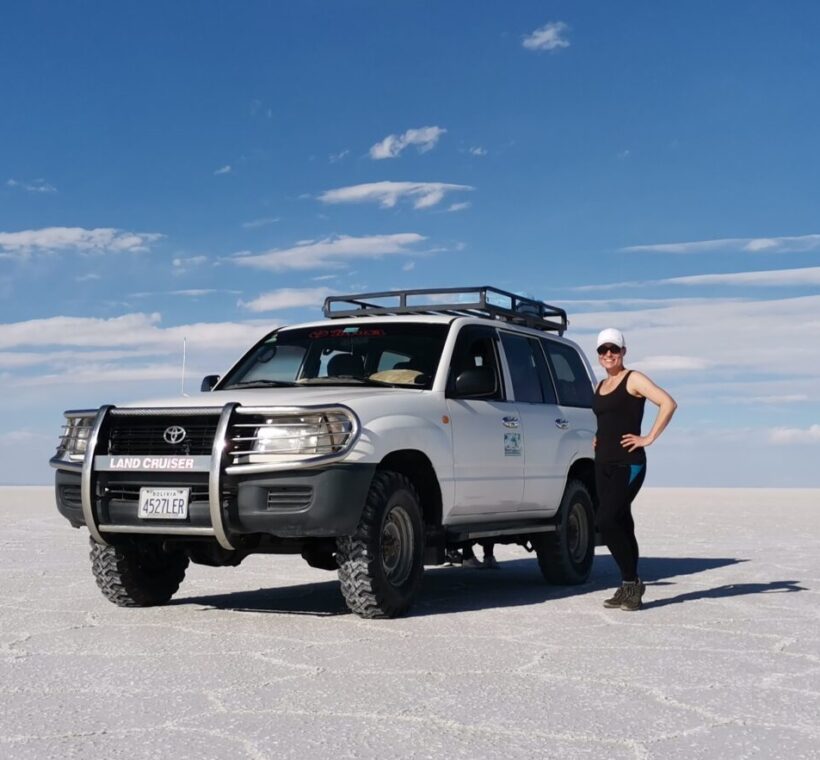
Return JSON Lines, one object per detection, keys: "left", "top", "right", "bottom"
{"left": 327, "top": 353, "right": 364, "bottom": 377}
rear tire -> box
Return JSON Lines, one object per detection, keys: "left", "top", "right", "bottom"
{"left": 336, "top": 470, "right": 425, "bottom": 618}
{"left": 89, "top": 538, "right": 189, "bottom": 607}
{"left": 533, "top": 480, "right": 595, "bottom": 585}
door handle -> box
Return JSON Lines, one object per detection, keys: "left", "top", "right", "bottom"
{"left": 555, "top": 418, "right": 569, "bottom": 429}
{"left": 502, "top": 416, "right": 520, "bottom": 429}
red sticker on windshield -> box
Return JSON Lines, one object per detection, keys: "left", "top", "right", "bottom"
{"left": 308, "top": 328, "right": 386, "bottom": 338}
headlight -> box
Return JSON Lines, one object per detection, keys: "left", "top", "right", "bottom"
{"left": 57, "top": 413, "right": 96, "bottom": 462}
{"left": 250, "top": 412, "right": 354, "bottom": 455}
{"left": 255, "top": 423, "right": 320, "bottom": 454}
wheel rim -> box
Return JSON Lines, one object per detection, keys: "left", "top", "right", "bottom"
{"left": 381, "top": 504, "right": 415, "bottom": 587}
{"left": 567, "top": 500, "right": 590, "bottom": 565}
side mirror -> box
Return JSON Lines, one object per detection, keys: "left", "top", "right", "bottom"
{"left": 453, "top": 367, "right": 497, "bottom": 398}
{"left": 200, "top": 374, "right": 220, "bottom": 392}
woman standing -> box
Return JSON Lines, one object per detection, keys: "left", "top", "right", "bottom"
{"left": 593, "top": 328, "right": 677, "bottom": 611}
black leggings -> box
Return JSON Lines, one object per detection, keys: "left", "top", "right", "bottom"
{"left": 595, "top": 462, "right": 646, "bottom": 582}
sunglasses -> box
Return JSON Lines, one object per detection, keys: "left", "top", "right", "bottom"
{"left": 597, "top": 344, "right": 623, "bottom": 356}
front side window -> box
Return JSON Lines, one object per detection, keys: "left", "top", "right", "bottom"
{"left": 447, "top": 325, "right": 504, "bottom": 400}
{"left": 540, "top": 338, "right": 594, "bottom": 408}
{"left": 220, "top": 323, "right": 449, "bottom": 390}
{"left": 499, "top": 332, "right": 544, "bottom": 403}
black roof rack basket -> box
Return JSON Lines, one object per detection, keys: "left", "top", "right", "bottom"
{"left": 323, "top": 286, "right": 568, "bottom": 335}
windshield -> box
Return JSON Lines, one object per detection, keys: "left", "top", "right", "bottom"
{"left": 220, "top": 323, "right": 449, "bottom": 390}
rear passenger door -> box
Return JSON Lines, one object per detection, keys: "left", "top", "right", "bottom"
{"left": 498, "top": 331, "right": 567, "bottom": 512}
{"left": 540, "top": 338, "right": 596, "bottom": 480}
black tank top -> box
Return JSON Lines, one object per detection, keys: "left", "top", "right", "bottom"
{"left": 593, "top": 370, "right": 646, "bottom": 464}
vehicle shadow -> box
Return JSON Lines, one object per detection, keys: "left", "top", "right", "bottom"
{"left": 179, "top": 580, "right": 351, "bottom": 616}
{"left": 177, "top": 555, "right": 749, "bottom": 617}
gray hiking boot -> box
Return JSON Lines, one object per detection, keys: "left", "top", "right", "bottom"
{"left": 619, "top": 580, "right": 645, "bottom": 611}
{"left": 603, "top": 584, "right": 627, "bottom": 608}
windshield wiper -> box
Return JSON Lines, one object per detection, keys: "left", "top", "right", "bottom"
{"left": 225, "top": 380, "right": 298, "bottom": 389}
{"left": 298, "top": 377, "right": 422, "bottom": 388}
{"left": 297, "top": 377, "right": 372, "bottom": 385}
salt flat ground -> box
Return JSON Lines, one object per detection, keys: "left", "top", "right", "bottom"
{"left": 1, "top": 487, "right": 819, "bottom": 760}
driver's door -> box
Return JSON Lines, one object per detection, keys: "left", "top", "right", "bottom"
{"left": 445, "top": 325, "right": 524, "bottom": 517}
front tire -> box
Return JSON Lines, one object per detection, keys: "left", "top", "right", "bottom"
{"left": 533, "top": 479, "right": 595, "bottom": 585}
{"left": 336, "top": 470, "right": 425, "bottom": 618}
{"left": 89, "top": 538, "right": 189, "bottom": 607}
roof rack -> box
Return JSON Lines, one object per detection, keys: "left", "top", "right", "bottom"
{"left": 322, "top": 286, "right": 568, "bottom": 335}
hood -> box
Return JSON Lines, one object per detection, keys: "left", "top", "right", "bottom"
{"left": 115, "top": 385, "right": 423, "bottom": 410}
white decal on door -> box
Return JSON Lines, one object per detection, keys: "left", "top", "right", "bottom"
{"left": 504, "top": 432, "right": 522, "bottom": 457}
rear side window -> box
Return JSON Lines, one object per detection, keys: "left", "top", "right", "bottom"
{"left": 540, "top": 339, "right": 594, "bottom": 408}
{"left": 500, "top": 332, "right": 549, "bottom": 403}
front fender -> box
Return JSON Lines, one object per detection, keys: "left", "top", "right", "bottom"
{"left": 348, "top": 413, "right": 455, "bottom": 513}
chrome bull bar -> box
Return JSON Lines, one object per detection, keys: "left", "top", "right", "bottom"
{"left": 61, "top": 402, "right": 361, "bottom": 550}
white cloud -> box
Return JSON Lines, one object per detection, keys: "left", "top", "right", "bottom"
{"left": 233, "top": 233, "right": 426, "bottom": 271}
{"left": 0, "top": 314, "right": 277, "bottom": 399}
{"left": 21, "top": 363, "right": 189, "bottom": 388}
{"left": 575, "top": 266, "right": 820, "bottom": 291}
{"left": 130, "top": 289, "right": 238, "bottom": 298}
{"left": 0, "top": 348, "right": 173, "bottom": 369}
{"left": 749, "top": 395, "right": 808, "bottom": 404}
{"left": 699, "top": 383, "right": 816, "bottom": 406}
{"left": 75, "top": 273, "right": 101, "bottom": 282}
{"left": 0, "top": 429, "right": 53, "bottom": 444}
{"left": 239, "top": 287, "right": 335, "bottom": 313}
{"left": 0, "top": 313, "right": 267, "bottom": 352}
{"left": 214, "top": 165, "right": 232, "bottom": 175}
{"left": 769, "top": 425, "right": 820, "bottom": 444}
{"left": 630, "top": 355, "right": 712, "bottom": 372}
{"left": 7, "top": 178, "right": 57, "bottom": 193}
{"left": 329, "top": 149, "right": 350, "bottom": 163}
{"left": 469, "top": 146, "right": 487, "bottom": 157}
{"left": 664, "top": 266, "right": 820, "bottom": 288}
{"left": 319, "top": 181, "right": 472, "bottom": 210}
{"left": 561, "top": 296, "right": 723, "bottom": 307}
{"left": 522, "top": 22, "right": 570, "bottom": 52}
{"left": 0, "top": 227, "right": 163, "bottom": 257}
{"left": 241, "top": 217, "right": 279, "bottom": 229}
{"left": 169, "top": 289, "right": 227, "bottom": 297}
{"left": 402, "top": 261, "right": 415, "bottom": 272}
{"left": 369, "top": 126, "right": 446, "bottom": 159}
{"left": 447, "top": 202, "right": 471, "bottom": 213}
{"left": 572, "top": 279, "right": 653, "bottom": 293}
{"left": 569, "top": 294, "right": 820, "bottom": 381}
{"left": 172, "top": 255, "right": 208, "bottom": 275}
{"left": 622, "top": 234, "right": 820, "bottom": 255}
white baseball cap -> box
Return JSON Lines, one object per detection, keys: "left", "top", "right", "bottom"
{"left": 596, "top": 328, "right": 625, "bottom": 349}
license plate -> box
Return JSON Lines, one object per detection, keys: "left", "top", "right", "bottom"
{"left": 138, "top": 487, "right": 190, "bottom": 520}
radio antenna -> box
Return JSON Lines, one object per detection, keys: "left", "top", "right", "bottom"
{"left": 181, "top": 337, "right": 187, "bottom": 396}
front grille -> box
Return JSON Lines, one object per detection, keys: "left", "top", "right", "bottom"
{"left": 266, "top": 486, "right": 313, "bottom": 511}
{"left": 104, "top": 486, "right": 210, "bottom": 502}
{"left": 105, "top": 415, "right": 219, "bottom": 456}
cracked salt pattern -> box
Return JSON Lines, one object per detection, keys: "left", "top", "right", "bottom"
{"left": 1, "top": 486, "right": 819, "bottom": 759}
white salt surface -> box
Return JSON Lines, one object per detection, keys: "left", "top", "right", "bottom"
{"left": 1, "top": 486, "right": 819, "bottom": 759}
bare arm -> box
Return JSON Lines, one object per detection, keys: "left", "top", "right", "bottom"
{"left": 621, "top": 371, "right": 677, "bottom": 452}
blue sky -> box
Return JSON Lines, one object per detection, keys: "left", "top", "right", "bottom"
{"left": 2, "top": 1, "right": 820, "bottom": 486}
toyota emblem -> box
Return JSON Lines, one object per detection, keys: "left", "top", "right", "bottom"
{"left": 163, "top": 425, "right": 187, "bottom": 445}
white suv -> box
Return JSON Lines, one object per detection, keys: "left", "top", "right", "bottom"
{"left": 51, "top": 287, "right": 598, "bottom": 618}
